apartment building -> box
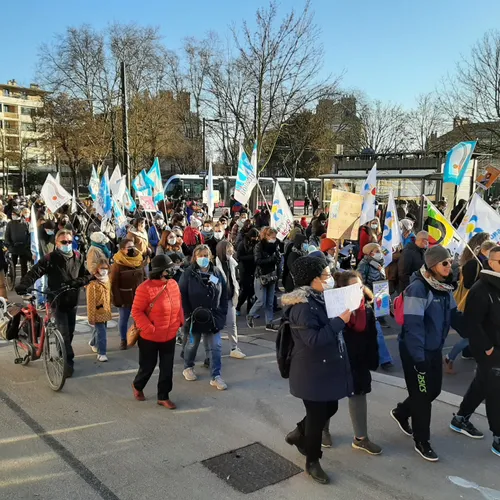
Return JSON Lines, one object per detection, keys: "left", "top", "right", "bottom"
{"left": 0, "top": 79, "right": 49, "bottom": 193}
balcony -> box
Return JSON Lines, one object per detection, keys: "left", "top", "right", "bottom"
{"left": 3, "top": 112, "right": 19, "bottom": 120}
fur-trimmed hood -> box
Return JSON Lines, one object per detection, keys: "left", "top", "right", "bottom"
{"left": 281, "top": 286, "right": 315, "bottom": 306}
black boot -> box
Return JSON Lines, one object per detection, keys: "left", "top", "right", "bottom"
{"left": 285, "top": 426, "right": 306, "bottom": 456}
{"left": 306, "top": 460, "right": 330, "bottom": 484}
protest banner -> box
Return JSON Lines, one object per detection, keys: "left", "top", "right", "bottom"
{"left": 476, "top": 166, "right": 500, "bottom": 190}
{"left": 137, "top": 194, "right": 157, "bottom": 212}
{"left": 327, "top": 189, "right": 363, "bottom": 240}
{"left": 373, "top": 280, "right": 391, "bottom": 318}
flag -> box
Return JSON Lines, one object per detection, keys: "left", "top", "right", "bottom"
{"left": 206, "top": 161, "right": 215, "bottom": 217}
{"left": 270, "top": 181, "right": 294, "bottom": 241}
{"left": 381, "top": 191, "right": 401, "bottom": 267}
{"left": 113, "top": 197, "right": 128, "bottom": 229}
{"left": 424, "top": 196, "right": 462, "bottom": 254}
{"left": 443, "top": 141, "right": 477, "bottom": 186}
{"left": 88, "top": 165, "right": 99, "bottom": 201}
{"left": 96, "top": 168, "right": 112, "bottom": 218}
{"left": 250, "top": 141, "right": 257, "bottom": 170}
{"left": 458, "top": 193, "right": 500, "bottom": 244}
{"left": 234, "top": 142, "right": 257, "bottom": 205}
{"left": 41, "top": 174, "right": 72, "bottom": 213}
{"left": 71, "top": 190, "right": 77, "bottom": 214}
{"left": 132, "top": 169, "right": 154, "bottom": 195}
{"left": 114, "top": 175, "right": 127, "bottom": 202}
{"left": 55, "top": 172, "right": 60, "bottom": 184}
{"left": 109, "top": 165, "right": 122, "bottom": 196}
{"left": 29, "top": 204, "right": 40, "bottom": 263}
{"left": 147, "top": 157, "right": 164, "bottom": 204}
{"left": 359, "top": 164, "right": 377, "bottom": 226}
{"left": 123, "top": 186, "right": 136, "bottom": 212}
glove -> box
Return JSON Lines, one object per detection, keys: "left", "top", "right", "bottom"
{"left": 15, "top": 285, "right": 27, "bottom": 296}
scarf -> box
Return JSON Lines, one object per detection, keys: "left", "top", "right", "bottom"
{"left": 347, "top": 299, "right": 367, "bottom": 333}
{"left": 419, "top": 266, "right": 454, "bottom": 292}
{"left": 113, "top": 250, "right": 143, "bottom": 268}
{"left": 91, "top": 241, "right": 111, "bottom": 258}
{"left": 129, "top": 228, "right": 148, "bottom": 243}
{"left": 291, "top": 246, "right": 307, "bottom": 257}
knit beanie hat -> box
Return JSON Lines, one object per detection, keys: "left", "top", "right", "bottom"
{"left": 320, "top": 238, "right": 336, "bottom": 253}
{"left": 291, "top": 256, "right": 328, "bottom": 287}
{"left": 151, "top": 254, "right": 174, "bottom": 274}
{"left": 424, "top": 245, "right": 450, "bottom": 269}
{"left": 90, "top": 231, "right": 109, "bottom": 244}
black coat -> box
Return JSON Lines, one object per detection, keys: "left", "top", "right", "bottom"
{"left": 5, "top": 220, "right": 30, "bottom": 256}
{"left": 462, "top": 257, "right": 489, "bottom": 290}
{"left": 397, "top": 242, "right": 425, "bottom": 293}
{"left": 237, "top": 240, "right": 256, "bottom": 283}
{"left": 343, "top": 303, "right": 379, "bottom": 395}
{"left": 254, "top": 241, "right": 279, "bottom": 277}
{"left": 283, "top": 247, "right": 307, "bottom": 292}
{"left": 463, "top": 271, "right": 500, "bottom": 368}
{"left": 282, "top": 287, "right": 353, "bottom": 402}
{"left": 178, "top": 263, "right": 228, "bottom": 332}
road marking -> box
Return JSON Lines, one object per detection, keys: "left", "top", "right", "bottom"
{"left": 448, "top": 476, "right": 500, "bottom": 500}
{"left": 0, "top": 472, "right": 69, "bottom": 489}
{"left": 0, "top": 389, "right": 121, "bottom": 500}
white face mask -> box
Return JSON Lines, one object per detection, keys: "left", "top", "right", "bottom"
{"left": 268, "top": 239, "right": 277, "bottom": 244}
{"left": 322, "top": 277, "right": 335, "bottom": 290}
{"left": 370, "top": 223, "right": 378, "bottom": 230}
{"left": 168, "top": 238, "right": 177, "bottom": 245}
{"left": 99, "top": 269, "right": 108, "bottom": 277}
{"left": 373, "top": 252, "right": 382, "bottom": 260}
{"left": 214, "top": 231, "right": 224, "bottom": 239}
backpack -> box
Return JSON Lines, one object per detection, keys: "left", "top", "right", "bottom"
{"left": 393, "top": 292, "right": 405, "bottom": 325}
{"left": 276, "top": 317, "right": 294, "bottom": 379}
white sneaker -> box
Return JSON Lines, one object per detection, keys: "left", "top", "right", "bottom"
{"left": 210, "top": 376, "right": 227, "bottom": 391}
{"left": 97, "top": 354, "right": 108, "bottom": 362}
{"left": 230, "top": 348, "right": 246, "bottom": 359}
{"left": 183, "top": 367, "right": 197, "bottom": 381}
{"left": 89, "top": 341, "right": 98, "bottom": 353}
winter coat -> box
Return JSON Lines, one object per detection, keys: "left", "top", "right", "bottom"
{"left": 109, "top": 253, "right": 145, "bottom": 308}
{"left": 357, "top": 255, "right": 386, "bottom": 290}
{"left": 357, "top": 226, "right": 376, "bottom": 261}
{"left": 5, "top": 220, "right": 30, "bottom": 256}
{"left": 254, "top": 241, "right": 280, "bottom": 278}
{"left": 282, "top": 287, "right": 353, "bottom": 402}
{"left": 463, "top": 271, "right": 500, "bottom": 367}
{"left": 86, "top": 245, "right": 108, "bottom": 275}
{"left": 148, "top": 225, "right": 163, "bottom": 253}
{"left": 283, "top": 247, "right": 307, "bottom": 292}
{"left": 236, "top": 240, "right": 256, "bottom": 281}
{"left": 400, "top": 271, "right": 461, "bottom": 365}
{"left": 126, "top": 229, "right": 149, "bottom": 259}
{"left": 215, "top": 256, "right": 239, "bottom": 306}
{"left": 86, "top": 279, "right": 112, "bottom": 324}
{"left": 132, "top": 278, "right": 184, "bottom": 343}
{"left": 462, "top": 257, "right": 489, "bottom": 290}
{"left": 343, "top": 303, "right": 379, "bottom": 395}
{"left": 178, "top": 263, "right": 228, "bottom": 332}
{"left": 38, "top": 229, "right": 55, "bottom": 257}
{"left": 182, "top": 227, "right": 204, "bottom": 255}
{"left": 18, "top": 249, "right": 89, "bottom": 311}
{"left": 397, "top": 242, "right": 425, "bottom": 293}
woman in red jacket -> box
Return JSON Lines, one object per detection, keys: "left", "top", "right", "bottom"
{"left": 131, "top": 255, "right": 184, "bottom": 409}
{"left": 357, "top": 218, "right": 381, "bottom": 262}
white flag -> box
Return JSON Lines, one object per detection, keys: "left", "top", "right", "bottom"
{"left": 381, "top": 191, "right": 401, "bottom": 267}
{"left": 270, "top": 181, "right": 294, "bottom": 241}
{"left": 234, "top": 142, "right": 257, "bottom": 205}
{"left": 71, "top": 190, "right": 77, "bottom": 214}
{"left": 360, "top": 164, "right": 377, "bottom": 226}
{"left": 207, "top": 161, "right": 215, "bottom": 217}
{"left": 458, "top": 193, "right": 500, "bottom": 244}
{"left": 109, "top": 165, "right": 122, "bottom": 196}
{"left": 55, "top": 172, "right": 60, "bottom": 184}
{"left": 41, "top": 174, "right": 72, "bottom": 213}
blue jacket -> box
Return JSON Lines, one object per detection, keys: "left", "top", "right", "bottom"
{"left": 148, "top": 225, "right": 161, "bottom": 252}
{"left": 357, "top": 256, "right": 385, "bottom": 290}
{"left": 282, "top": 287, "right": 353, "bottom": 402}
{"left": 400, "top": 271, "right": 460, "bottom": 364}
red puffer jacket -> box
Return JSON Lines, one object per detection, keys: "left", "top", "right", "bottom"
{"left": 131, "top": 279, "right": 184, "bottom": 343}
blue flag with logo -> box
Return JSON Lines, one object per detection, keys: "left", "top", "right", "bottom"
{"left": 443, "top": 141, "right": 477, "bottom": 186}
{"left": 132, "top": 169, "right": 154, "bottom": 196}
{"left": 123, "top": 187, "right": 136, "bottom": 212}
{"left": 147, "top": 157, "right": 164, "bottom": 204}
{"left": 97, "top": 168, "right": 112, "bottom": 218}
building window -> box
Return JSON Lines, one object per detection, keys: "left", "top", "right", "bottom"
{"left": 21, "top": 107, "right": 32, "bottom": 115}
{"left": 3, "top": 89, "right": 9, "bottom": 96}
{"left": 3, "top": 105, "right": 11, "bottom": 113}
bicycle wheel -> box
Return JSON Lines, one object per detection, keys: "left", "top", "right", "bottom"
{"left": 6, "top": 261, "right": 15, "bottom": 291}
{"left": 42, "top": 326, "right": 67, "bottom": 392}
{"left": 13, "top": 339, "right": 31, "bottom": 365}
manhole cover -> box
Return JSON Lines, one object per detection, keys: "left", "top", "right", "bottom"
{"left": 202, "top": 442, "right": 301, "bottom": 493}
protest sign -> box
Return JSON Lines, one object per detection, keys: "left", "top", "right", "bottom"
{"left": 476, "top": 166, "right": 500, "bottom": 190}
{"left": 327, "top": 190, "right": 363, "bottom": 240}
{"left": 373, "top": 280, "right": 390, "bottom": 318}
{"left": 324, "top": 283, "right": 363, "bottom": 319}
{"left": 138, "top": 194, "right": 156, "bottom": 212}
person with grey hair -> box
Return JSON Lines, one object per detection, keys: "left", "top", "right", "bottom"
{"left": 397, "top": 231, "right": 429, "bottom": 293}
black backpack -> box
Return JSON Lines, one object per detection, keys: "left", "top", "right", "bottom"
{"left": 276, "top": 316, "right": 294, "bottom": 379}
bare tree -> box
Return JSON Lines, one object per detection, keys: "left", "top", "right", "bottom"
{"left": 407, "top": 92, "right": 444, "bottom": 153}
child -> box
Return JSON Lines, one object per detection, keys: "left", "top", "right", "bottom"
{"left": 87, "top": 258, "right": 112, "bottom": 361}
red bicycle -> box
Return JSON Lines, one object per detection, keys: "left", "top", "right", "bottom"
{"left": 4, "top": 287, "right": 72, "bottom": 391}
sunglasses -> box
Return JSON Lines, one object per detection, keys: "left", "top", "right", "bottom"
{"left": 58, "top": 240, "right": 72, "bottom": 245}
{"left": 440, "top": 260, "right": 452, "bottom": 267}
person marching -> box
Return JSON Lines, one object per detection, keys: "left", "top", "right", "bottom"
{"left": 390, "top": 245, "right": 462, "bottom": 462}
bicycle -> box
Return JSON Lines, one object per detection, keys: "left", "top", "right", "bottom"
{"left": 5, "top": 251, "right": 15, "bottom": 291}
{"left": 4, "top": 287, "right": 74, "bottom": 391}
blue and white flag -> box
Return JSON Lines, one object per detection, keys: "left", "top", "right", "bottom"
{"left": 381, "top": 191, "right": 401, "bottom": 267}
{"left": 359, "top": 163, "right": 377, "bottom": 226}
{"left": 123, "top": 187, "right": 136, "bottom": 212}
{"left": 96, "top": 168, "right": 112, "bottom": 218}
{"left": 88, "top": 165, "right": 99, "bottom": 201}
{"left": 234, "top": 142, "right": 257, "bottom": 205}
{"left": 29, "top": 204, "right": 40, "bottom": 264}
{"left": 443, "top": 141, "right": 477, "bottom": 186}
{"left": 206, "top": 161, "right": 215, "bottom": 217}
{"left": 109, "top": 165, "right": 122, "bottom": 196}
{"left": 458, "top": 193, "right": 500, "bottom": 244}
{"left": 270, "top": 181, "right": 294, "bottom": 241}
{"left": 147, "top": 157, "right": 164, "bottom": 204}
{"left": 113, "top": 197, "right": 128, "bottom": 229}
{"left": 132, "top": 169, "right": 154, "bottom": 196}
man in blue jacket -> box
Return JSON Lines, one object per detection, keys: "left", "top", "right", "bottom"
{"left": 390, "top": 245, "right": 461, "bottom": 462}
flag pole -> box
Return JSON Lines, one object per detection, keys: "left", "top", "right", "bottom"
{"left": 257, "top": 183, "right": 271, "bottom": 213}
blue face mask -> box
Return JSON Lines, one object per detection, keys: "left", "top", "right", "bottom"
{"left": 60, "top": 244, "right": 72, "bottom": 254}
{"left": 45, "top": 230, "right": 54, "bottom": 236}
{"left": 196, "top": 257, "right": 209, "bottom": 268}
{"left": 301, "top": 243, "right": 308, "bottom": 252}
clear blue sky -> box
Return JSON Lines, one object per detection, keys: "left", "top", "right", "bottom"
{"left": 3, "top": 0, "right": 500, "bottom": 108}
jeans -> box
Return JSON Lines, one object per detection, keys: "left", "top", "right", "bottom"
{"left": 376, "top": 320, "right": 393, "bottom": 365}
{"left": 119, "top": 306, "right": 132, "bottom": 342}
{"left": 248, "top": 279, "right": 275, "bottom": 324}
{"left": 184, "top": 332, "right": 222, "bottom": 379}
{"left": 448, "top": 338, "right": 470, "bottom": 361}
{"left": 36, "top": 276, "right": 47, "bottom": 307}
{"left": 220, "top": 300, "right": 238, "bottom": 351}
{"left": 53, "top": 306, "right": 77, "bottom": 367}
{"left": 90, "top": 322, "right": 107, "bottom": 355}
{"left": 133, "top": 337, "right": 176, "bottom": 400}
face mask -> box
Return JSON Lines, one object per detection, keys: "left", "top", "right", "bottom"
{"left": 127, "top": 248, "right": 137, "bottom": 257}
{"left": 268, "top": 239, "right": 277, "bottom": 244}
{"left": 59, "top": 244, "right": 72, "bottom": 254}
{"left": 196, "top": 257, "right": 209, "bottom": 268}
{"left": 162, "top": 270, "right": 174, "bottom": 280}
{"left": 203, "top": 227, "right": 212, "bottom": 232}
{"left": 370, "top": 223, "right": 378, "bottom": 230}
{"left": 98, "top": 269, "right": 108, "bottom": 277}
{"left": 168, "top": 238, "right": 177, "bottom": 245}
{"left": 373, "top": 252, "right": 382, "bottom": 260}
{"left": 322, "top": 277, "right": 335, "bottom": 290}
{"left": 214, "top": 232, "right": 224, "bottom": 240}
{"left": 45, "top": 229, "right": 54, "bottom": 236}
{"left": 12, "top": 216, "right": 19, "bottom": 221}
{"left": 301, "top": 243, "right": 308, "bottom": 252}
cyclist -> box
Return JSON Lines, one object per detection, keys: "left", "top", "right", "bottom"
{"left": 16, "top": 229, "right": 91, "bottom": 377}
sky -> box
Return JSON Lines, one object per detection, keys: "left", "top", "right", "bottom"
{"left": 3, "top": 0, "right": 500, "bottom": 108}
